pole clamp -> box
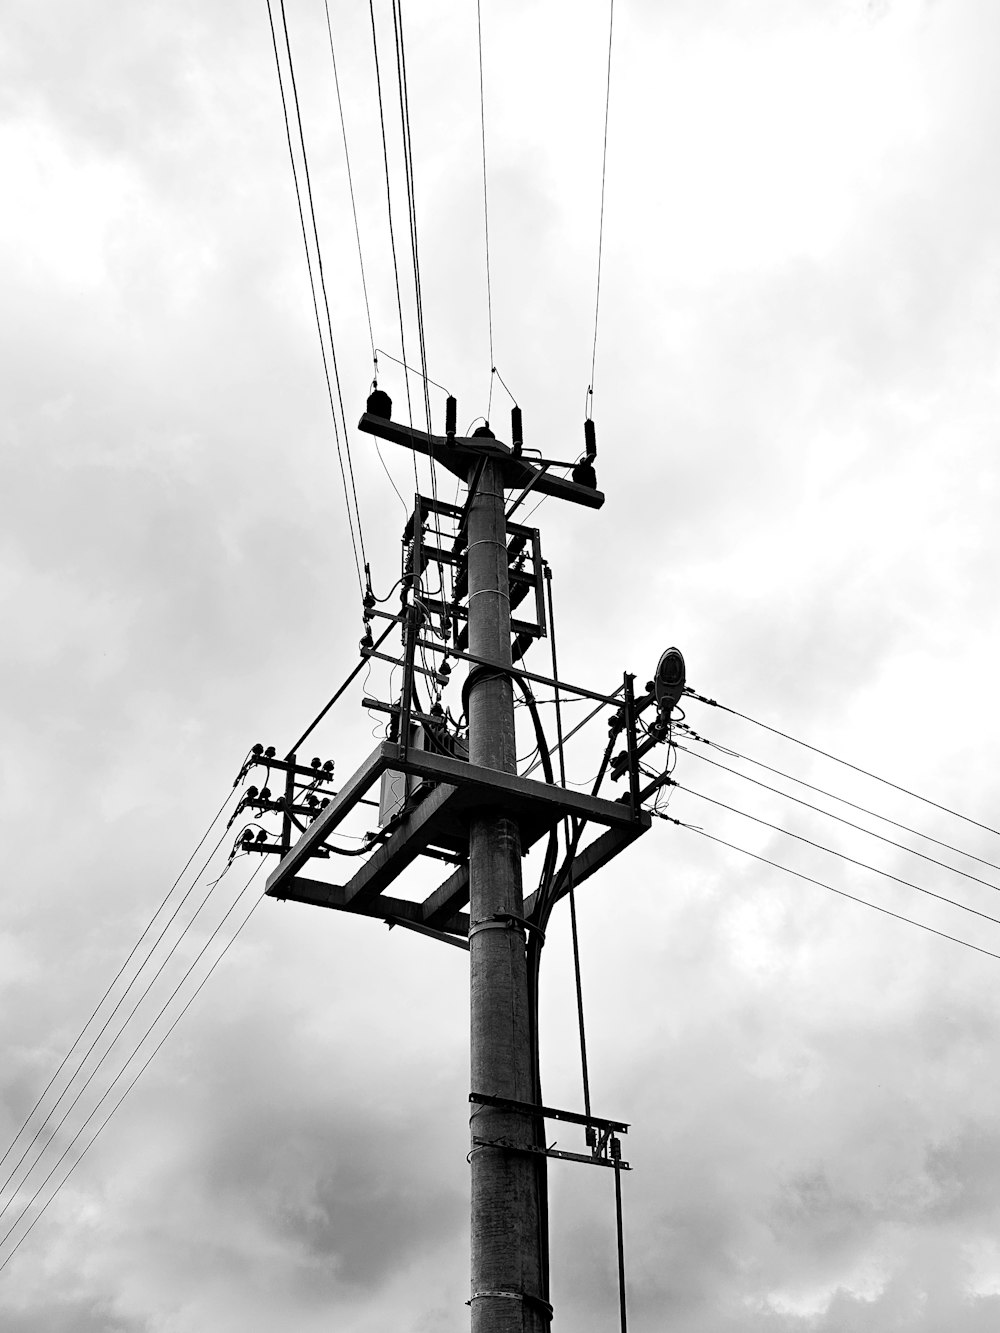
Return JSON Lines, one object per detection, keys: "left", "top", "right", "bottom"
{"left": 468, "top": 1290, "right": 554, "bottom": 1321}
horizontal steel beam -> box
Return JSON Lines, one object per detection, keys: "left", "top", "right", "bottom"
{"left": 358, "top": 412, "right": 605, "bottom": 509}
{"left": 522, "top": 820, "right": 650, "bottom": 919}
{"left": 383, "top": 742, "right": 640, "bottom": 830}
{"left": 272, "top": 874, "right": 470, "bottom": 938}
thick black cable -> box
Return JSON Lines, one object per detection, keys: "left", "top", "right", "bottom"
{"left": 476, "top": 0, "right": 495, "bottom": 419}
{"left": 265, "top": 0, "right": 366, "bottom": 594}
{"left": 544, "top": 563, "right": 591, "bottom": 1116}
{"left": 0, "top": 786, "right": 235, "bottom": 1179}
{"left": 614, "top": 1158, "right": 628, "bottom": 1333}
{"left": 0, "top": 874, "right": 266, "bottom": 1272}
{"left": 323, "top": 0, "right": 375, "bottom": 362}
{"left": 678, "top": 744, "right": 1000, "bottom": 897}
{"left": 588, "top": 0, "right": 615, "bottom": 403}
{"left": 679, "top": 726, "right": 1000, "bottom": 875}
{"left": 686, "top": 688, "right": 1000, "bottom": 839}
{"left": 675, "top": 783, "right": 1000, "bottom": 932}
{"left": 0, "top": 813, "right": 237, "bottom": 1214}
{"left": 660, "top": 816, "right": 1000, "bottom": 966}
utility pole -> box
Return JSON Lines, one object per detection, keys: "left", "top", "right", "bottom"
{"left": 466, "top": 450, "right": 546, "bottom": 1330}
{"left": 237, "top": 392, "right": 678, "bottom": 1328}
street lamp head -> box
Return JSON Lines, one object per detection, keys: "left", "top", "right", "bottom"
{"left": 654, "top": 647, "right": 686, "bottom": 718}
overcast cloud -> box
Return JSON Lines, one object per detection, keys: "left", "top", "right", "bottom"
{"left": 4, "top": 1, "right": 1000, "bottom": 1329}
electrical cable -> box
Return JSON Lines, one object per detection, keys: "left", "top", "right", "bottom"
{"left": 286, "top": 620, "right": 397, "bottom": 757}
{"left": 543, "top": 565, "right": 591, "bottom": 1115}
{"left": 0, "top": 785, "right": 236, "bottom": 1179}
{"left": 588, "top": 0, "right": 615, "bottom": 412}
{"left": 678, "top": 726, "right": 1000, "bottom": 875}
{"left": 323, "top": 0, "right": 375, "bottom": 364}
{"left": 660, "top": 815, "right": 1000, "bottom": 967}
{"left": 279, "top": 0, "right": 369, "bottom": 570}
{"left": 674, "top": 783, "right": 1000, "bottom": 933}
{"left": 521, "top": 689, "right": 622, "bottom": 780}
{"left": 373, "top": 348, "right": 451, "bottom": 395}
{"left": 0, "top": 869, "right": 267, "bottom": 1273}
{"left": 265, "top": 0, "right": 367, "bottom": 595}
{"left": 476, "top": 0, "right": 495, "bottom": 419}
{"left": 677, "top": 744, "right": 1000, "bottom": 897}
{"left": 0, "top": 813, "right": 238, "bottom": 1215}
{"left": 368, "top": 0, "right": 421, "bottom": 496}
{"left": 390, "top": 0, "right": 454, "bottom": 612}
{"left": 686, "top": 688, "right": 1000, "bottom": 840}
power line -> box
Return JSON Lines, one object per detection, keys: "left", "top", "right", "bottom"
{"left": 277, "top": 0, "right": 370, "bottom": 577}
{"left": 389, "top": 0, "right": 452, "bottom": 606}
{"left": 368, "top": 0, "right": 421, "bottom": 495}
{"left": 0, "top": 824, "right": 247, "bottom": 1225}
{"left": 0, "top": 784, "right": 235, "bottom": 1180}
{"left": 0, "top": 875, "right": 266, "bottom": 1274}
{"left": 476, "top": 0, "right": 495, "bottom": 419}
{"left": 659, "top": 815, "right": 1000, "bottom": 967}
{"left": 676, "top": 744, "right": 1000, "bottom": 898}
{"left": 678, "top": 725, "right": 1000, "bottom": 875}
{"left": 323, "top": 0, "right": 376, "bottom": 364}
{"left": 674, "top": 782, "right": 1000, "bottom": 933}
{"left": 265, "top": 0, "right": 367, "bottom": 594}
{"left": 685, "top": 688, "right": 1000, "bottom": 840}
{"left": 588, "top": 0, "right": 615, "bottom": 407}
{"left": 0, "top": 813, "right": 239, "bottom": 1216}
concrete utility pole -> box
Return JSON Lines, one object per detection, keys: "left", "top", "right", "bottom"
{"left": 466, "top": 453, "right": 546, "bottom": 1331}
{"left": 252, "top": 399, "right": 661, "bottom": 1330}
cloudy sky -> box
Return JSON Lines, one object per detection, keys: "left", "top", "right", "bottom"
{"left": 4, "top": 0, "right": 1000, "bottom": 1328}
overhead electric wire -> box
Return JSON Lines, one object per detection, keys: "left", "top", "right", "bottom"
{"left": 674, "top": 783, "right": 1000, "bottom": 933}
{"left": 391, "top": 0, "right": 433, "bottom": 437}
{"left": 0, "top": 786, "right": 236, "bottom": 1180}
{"left": 476, "top": 0, "right": 495, "bottom": 419}
{"left": 0, "top": 823, "right": 250, "bottom": 1223}
{"left": 368, "top": 0, "right": 420, "bottom": 497}
{"left": 277, "top": 0, "right": 370, "bottom": 574}
{"left": 677, "top": 744, "right": 1000, "bottom": 897}
{"left": 389, "top": 0, "right": 453, "bottom": 609}
{"left": 588, "top": 0, "right": 615, "bottom": 407}
{"left": 660, "top": 815, "right": 1000, "bottom": 967}
{"left": 374, "top": 347, "right": 450, "bottom": 395}
{"left": 323, "top": 0, "right": 375, "bottom": 363}
{"left": 678, "top": 726, "right": 1000, "bottom": 875}
{"left": 265, "top": 0, "right": 367, "bottom": 595}
{"left": 0, "top": 870, "right": 267, "bottom": 1273}
{"left": 0, "top": 809, "right": 241, "bottom": 1213}
{"left": 686, "top": 688, "right": 1000, "bottom": 840}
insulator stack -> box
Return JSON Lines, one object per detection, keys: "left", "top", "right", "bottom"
{"left": 511, "top": 405, "right": 523, "bottom": 456}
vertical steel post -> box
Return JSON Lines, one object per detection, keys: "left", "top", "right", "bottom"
{"left": 467, "top": 458, "right": 548, "bottom": 1331}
